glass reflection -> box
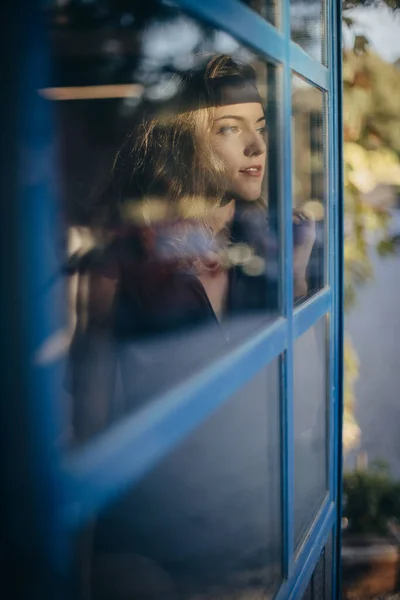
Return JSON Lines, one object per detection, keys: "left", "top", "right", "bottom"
{"left": 242, "top": 0, "right": 279, "bottom": 27}
{"left": 63, "top": 51, "right": 281, "bottom": 444}
{"left": 41, "top": 1, "right": 315, "bottom": 444}
{"left": 43, "top": 1, "right": 287, "bottom": 445}
{"left": 294, "top": 317, "right": 328, "bottom": 550}
{"left": 291, "top": 0, "right": 326, "bottom": 64}
{"left": 292, "top": 75, "right": 326, "bottom": 304}
{"left": 79, "top": 363, "right": 282, "bottom": 599}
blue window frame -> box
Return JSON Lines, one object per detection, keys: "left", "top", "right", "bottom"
{"left": 0, "top": 0, "right": 344, "bottom": 598}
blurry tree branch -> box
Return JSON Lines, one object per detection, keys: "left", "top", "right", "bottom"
{"left": 343, "top": 0, "right": 400, "bottom": 9}
{"left": 342, "top": 9, "right": 400, "bottom": 453}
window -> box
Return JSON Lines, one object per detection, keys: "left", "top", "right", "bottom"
{"left": 44, "top": 1, "right": 284, "bottom": 445}
{"left": 86, "top": 361, "right": 282, "bottom": 599}
{"left": 1, "top": 0, "right": 342, "bottom": 598}
{"left": 294, "top": 316, "right": 328, "bottom": 550}
{"left": 292, "top": 75, "right": 327, "bottom": 304}
{"left": 242, "top": 0, "right": 279, "bottom": 27}
{"left": 291, "top": 0, "right": 326, "bottom": 64}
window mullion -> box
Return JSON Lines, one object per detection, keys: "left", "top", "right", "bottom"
{"left": 281, "top": 0, "right": 295, "bottom": 580}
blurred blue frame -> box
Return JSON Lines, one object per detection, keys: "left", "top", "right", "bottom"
{"left": 1, "top": 0, "right": 343, "bottom": 597}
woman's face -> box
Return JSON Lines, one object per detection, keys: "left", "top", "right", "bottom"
{"left": 211, "top": 101, "right": 266, "bottom": 202}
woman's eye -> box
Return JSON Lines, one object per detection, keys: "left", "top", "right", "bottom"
{"left": 257, "top": 125, "right": 266, "bottom": 136}
{"left": 218, "top": 125, "right": 240, "bottom": 135}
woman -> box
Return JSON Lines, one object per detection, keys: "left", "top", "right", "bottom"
{"left": 71, "top": 54, "right": 315, "bottom": 598}
{"left": 70, "top": 54, "right": 314, "bottom": 435}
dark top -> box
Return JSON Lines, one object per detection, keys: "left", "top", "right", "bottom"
{"left": 68, "top": 202, "right": 279, "bottom": 434}
{"left": 109, "top": 201, "right": 278, "bottom": 413}
{"left": 68, "top": 203, "right": 310, "bottom": 598}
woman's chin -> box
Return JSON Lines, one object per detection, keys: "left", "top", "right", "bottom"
{"left": 237, "top": 193, "right": 261, "bottom": 202}
{"left": 232, "top": 185, "right": 262, "bottom": 202}
{"left": 227, "top": 182, "right": 263, "bottom": 202}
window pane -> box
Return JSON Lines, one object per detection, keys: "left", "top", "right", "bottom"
{"left": 298, "top": 534, "right": 332, "bottom": 599}
{"left": 292, "top": 75, "right": 326, "bottom": 305}
{"left": 75, "top": 362, "right": 282, "bottom": 599}
{"left": 291, "top": 0, "right": 326, "bottom": 64}
{"left": 241, "top": 0, "right": 279, "bottom": 27}
{"left": 302, "top": 580, "right": 313, "bottom": 600}
{"left": 294, "top": 317, "right": 328, "bottom": 550}
{"left": 42, "top": 1, "right": 283, "bottom": 445}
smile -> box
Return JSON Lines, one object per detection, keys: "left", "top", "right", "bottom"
{"left": 239, "top": 165, "right": 263, "bottom": 178}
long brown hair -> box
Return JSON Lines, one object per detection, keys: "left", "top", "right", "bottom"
{"left": 93, "top": 54, "right": 261, "bottom": 268}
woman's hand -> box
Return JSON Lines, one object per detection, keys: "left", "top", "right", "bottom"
{"left": 292, "top": 209, "right": 316, "bottom": 300}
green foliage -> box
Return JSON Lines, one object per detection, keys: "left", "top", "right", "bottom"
{"left": 343, "top": 336, "right": 361, "bottom": 452}
{"left": 343, "top": 462, "right": 400, "bottom": 534}
{"left": 342, "top": 48, "right": 400, "bottom": 313}
{"left": 341, "top": 15, "right": 400, "bottom": 452}
{"left": 377, "top": 237, "right": 399, "bottom": 256}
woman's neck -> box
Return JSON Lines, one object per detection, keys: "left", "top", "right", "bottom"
{"left": 207, "top": 198, "right": 236, "bottom": 234}
{"left": 194, "top": 199, "right": 235, "bottom": 322}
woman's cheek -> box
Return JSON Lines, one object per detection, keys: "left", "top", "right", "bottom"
{"left": 215, "top": 144, "right": 239, "bottom": 173}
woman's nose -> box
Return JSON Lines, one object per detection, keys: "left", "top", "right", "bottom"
{"left": 244, "top": 131, "right": 266, "bottom": 157}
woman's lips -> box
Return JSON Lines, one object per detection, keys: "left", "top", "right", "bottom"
{"left": 239, "top": 165, "right": 263, "bottom": 178}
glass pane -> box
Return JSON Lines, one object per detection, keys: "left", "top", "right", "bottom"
{"left": 294, "top": 317, "right": 328, "bottom": 550}
{"left": 324, "top": 533, "right": 333, "bottom": 600}
{"left": 75, "top": 362, "right": 282, "bottom": 599}
{"left": 299, "top": 535, "right": 332, "bottom": 600}
{"left": 241, "top": 0, "right": 279, "bottom": 27}
{"left": 292, "top": 75, "right": 326, "bottom": 305}
{"left": 312, "top": 549, "right": 325, "bottom": 599}
{"left": 302, "top": 580, "right": 313, "bottom": 600}
{"left": 291, "top": 0, "right": 326, "bottom": 64}
{"left": 42, "top": 1, "right": 283, "bottom": 445}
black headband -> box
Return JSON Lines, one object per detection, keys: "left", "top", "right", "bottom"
{"left": 207, "top": 75, "right": 262, "bottom": 107}
{"left": 174, "top": 73, "right": 263, "bottom": 114}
